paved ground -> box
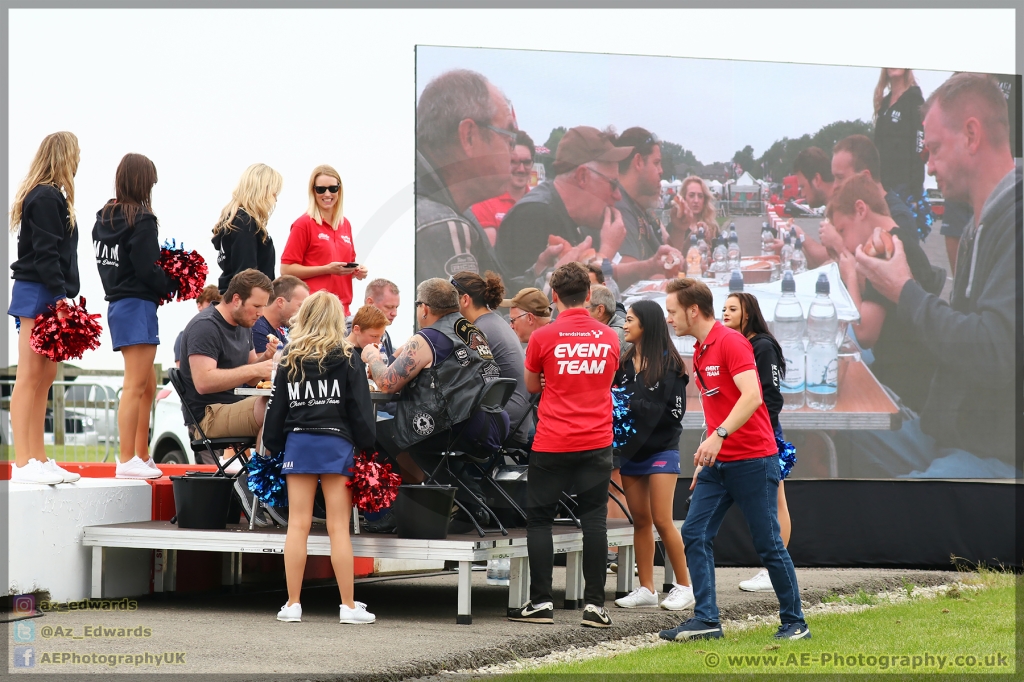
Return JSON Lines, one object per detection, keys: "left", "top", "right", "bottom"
{"left": 10, "top": 565, "right": 955, "bottom": 680}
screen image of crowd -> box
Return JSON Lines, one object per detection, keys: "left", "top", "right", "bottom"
{"left": 413, "top": 51, "right": 1020, "bottom": 484}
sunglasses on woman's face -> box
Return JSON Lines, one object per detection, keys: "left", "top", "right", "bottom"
{"left": 314, "top": 185, "right": 340, "bottom": 195}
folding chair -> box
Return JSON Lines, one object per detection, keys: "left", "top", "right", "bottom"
{"left": 167, "top": 368, "right": 255, "bottom": 476}
{"left": 421, "top": 378, "right": 517, "bottom": 538}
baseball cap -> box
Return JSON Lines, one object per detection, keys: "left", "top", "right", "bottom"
{"left": 552, "top": 126, "right": 634, "bottom": 175}
{"left": 499, "top": 288, "right": 551, "bottom": 317}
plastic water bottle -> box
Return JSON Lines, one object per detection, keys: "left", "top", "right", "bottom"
{"left": 486, "top": 557, "right": 511, "bottom": 586}
{"left": 774, "top": 271, "right": 805, "bottom": 410}
{"left": 711, "top": 237, "right": 729, "bottom": 283}
{"left": 696, "top": 227, "right": 710, "bottom": 274}
{"left": 760, "top": 222, "right": 775, "bottom": 256}
{"left": 790, "top": 237, "right": 808, "bottom": 274}
{"left": 728, "top": 269, "right": 744, "bottom": 292}
{"left": 806, "top": 273, "right": 839, "bottom": 410}
{"left": 780, "top": 233, "right": 794, "bottom": 272}
{"left": 686, "top": 234, "right": 702, "bottom": 277}
{"left": 727, "top": 231, "right": 741, "bottom": 270}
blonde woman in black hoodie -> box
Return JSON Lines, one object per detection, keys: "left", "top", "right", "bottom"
{"left": 263, "top": 290, "right": 377, "bottom": 625}
{"left": 212, "top": 163, "right": 282, "bottom": 292}
{"left": 8, "top": 132, "right": 82, "bottom": 485}
{"left": 93, "top": 153, "right": 178, "bottom": 480}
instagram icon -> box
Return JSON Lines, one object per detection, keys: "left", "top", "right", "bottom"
{"left": 13, "top": 594, "right": 35, "bottom": 616}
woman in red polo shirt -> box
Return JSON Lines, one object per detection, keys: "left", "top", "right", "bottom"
{"left": 280, "top": 165, "right": 367, "bottom": 316}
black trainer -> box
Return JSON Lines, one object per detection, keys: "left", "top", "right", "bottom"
{"left": 508, "top": 601, "right": 554, "bottom": 624}
{"left": 581, "top": 604, "right": 612, "bottom": 628}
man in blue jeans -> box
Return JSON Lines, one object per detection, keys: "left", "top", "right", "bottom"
{"left": 660, "top": 278, "right": 809, "bottom": 642}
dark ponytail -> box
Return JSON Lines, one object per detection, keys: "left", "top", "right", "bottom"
{"left": 452, "top": 270, "right": 506, "bottom": 310}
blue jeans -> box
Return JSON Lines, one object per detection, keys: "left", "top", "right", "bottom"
{"left": 846, "top": 417, "right": 1020, "bottom": 479}
{"left": 683, "top": 456, "right": 805, "bottom": 626}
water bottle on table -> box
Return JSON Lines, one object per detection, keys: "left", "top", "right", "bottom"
{"left": 806, "top": 273, "right": 839, "bottom": 410}
{"left": 760, "top": 221, "right": 775, "bottom": 256}
{"left": 486, "top": 557, "right": 511, "bottom": 586}
{"left": 774, "top": 271, "right": 805, "bottom": 410}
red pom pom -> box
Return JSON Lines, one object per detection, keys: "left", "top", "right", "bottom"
{"left": 347, "top": 451, "right": 402, "bottom": 513}
{"left": 157, "top": 241, "right": 208, "bottom": 304}
{"left": 29, "top": 297, "right": 103, "bottom": 363}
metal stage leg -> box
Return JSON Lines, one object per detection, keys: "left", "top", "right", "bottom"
{"left": 662, "top": 543, "right": 676, "bottom": 594}
{"left": 222, "top": 552, "right": 241, "bottom": 592}
{"left": 91, "top": 547, "right": 104, "bottom": 599}
{"left": 615, "top": 545, "right": 636, "bottom": 599}
{"left": 508, "top": 557, "right": 530, "bottom": 612}
{"left": 456, "top": 561, "right": 473, "bottom": 624}
{"left": 563, "top": 551, "right": 584, "bottom": 609}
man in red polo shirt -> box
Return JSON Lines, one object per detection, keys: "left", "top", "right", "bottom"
{"left": 508, "top": 262, "right": 619, "bottom": 629}
{"left": 659, "top": 278, "right": 810, "bottom": 643}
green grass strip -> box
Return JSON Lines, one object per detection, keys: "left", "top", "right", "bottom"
{"left": 501, "top": 580, "right": 1015, "bottom": 677}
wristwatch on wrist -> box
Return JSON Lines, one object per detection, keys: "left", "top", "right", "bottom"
{"left": 601, "top": 258, "right": 615, "bottom": 280}
{"left": 715, "top": 426, "right": 728, "bottom": 439}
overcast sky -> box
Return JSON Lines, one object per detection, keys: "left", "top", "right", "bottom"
{"left": 6, "top": 8, "right": 1015, "bottom": 370}
{"left": 417, "top": 47, "right": 955, "bottom": 165}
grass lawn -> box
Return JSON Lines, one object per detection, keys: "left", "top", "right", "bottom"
{"left": 2, "top": 445, "right": 118, "bottom": 463}
{"left": 503, "top": 573, "right": 1015, "bottom": 677}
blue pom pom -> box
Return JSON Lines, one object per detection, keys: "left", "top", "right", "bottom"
{"left": 775, "top": 432, "right": 797, "bottom": 480}
{"left": 611, "top": 385, "right": 636, "bottom": 449}
{"left": 246, "top": 450, "right": 288, "bottom": 507}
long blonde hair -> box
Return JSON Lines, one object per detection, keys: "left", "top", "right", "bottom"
{"left": 10, "top": 131, "right": 80, "bottom": 232}
{"left": 306, "top": 164, "right": 344, "bottom": 229}
{"left": 681, "top": 175, "right": 719, "bottom": 241}
{"left": 280, "top": 289, "right": 353, "bottom": 384}
{"left": 213, "top": 163, "right": 283, "bottom": 243}
{"left": 873, "top": 68, "right": 919, "bottom": 117}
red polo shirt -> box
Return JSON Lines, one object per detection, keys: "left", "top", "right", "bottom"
{"left": 525, "top": 307, "right": 619, "bottom": 453}
{"left": 693, "top": 321, "right": 776, "bottom": 462}
{"left": 281, "top": 214, "right": 356, "bottom": 315}
{"left": 471, "top": 192, "right": 517, "bottom": 230}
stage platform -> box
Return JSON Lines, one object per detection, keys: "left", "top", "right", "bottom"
{"left": 83, "top": 519, "right": 682, "bottom": 624}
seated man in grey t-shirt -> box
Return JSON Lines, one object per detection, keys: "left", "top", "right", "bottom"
{"left": 178, "top": 270, "right": 278, "bottom": 441}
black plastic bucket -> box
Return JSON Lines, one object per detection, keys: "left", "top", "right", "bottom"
{"left": 171, "top": 473, "right": 235, "bottom": 529}
{"left": 395, "top": 484, "right": 456, "bottom": 539}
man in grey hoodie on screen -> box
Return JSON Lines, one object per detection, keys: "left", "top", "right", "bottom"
{"left": 853, "top": 73, "right": 1019, "bottom": 479}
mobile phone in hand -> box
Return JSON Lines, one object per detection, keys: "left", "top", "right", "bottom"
{"left": 343, "top": 262, "right": 359, "bottom": 268}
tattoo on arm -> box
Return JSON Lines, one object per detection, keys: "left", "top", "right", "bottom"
{"left": 373, "top": 337, "right": 423, "bottom": 392}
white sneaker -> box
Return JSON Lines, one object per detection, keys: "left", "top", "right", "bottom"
{"left": 339, "top": 602, "right": 375, "bottom": 624}
{"left": 145, "top": 456, "right": 160, "bottom": 471}
{"left": 11, "top": 459, "right": 63, "bottom": 485}
{"left": 220, "top": 457, "right": 242, "bottom": 475}
{"left": 660, "top": 584, "right": 696, "bottom": 611}
{"left": 116, "top": 456, "right": 163, "bottom": 480}
{"left": 277, "top": 602, "right": 301, "bottom": 622}
{"left": 614, "top": 586, "right": 659, "bottom": 609}
{"left": 739, "top": 569, "right": 775, "bottom": 592}
{"left": 43, "top": 459, "right": 81, "bottom": 483}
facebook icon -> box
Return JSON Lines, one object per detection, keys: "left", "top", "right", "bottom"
{"left": 14, "top": 646, "right": 35, "bottom": 668}
{"left": 12, "top": 620, "right": 35, "bottom": 642}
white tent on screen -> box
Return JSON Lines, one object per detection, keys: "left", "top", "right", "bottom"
{"left": 727, "top": 171, "right": 763, "bottom": 214}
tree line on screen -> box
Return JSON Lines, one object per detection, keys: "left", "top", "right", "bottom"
{"left": 539, "top": 118, "right": 874, "bottom": 183}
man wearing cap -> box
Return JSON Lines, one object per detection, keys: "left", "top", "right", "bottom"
{"left": 611, "top": 127, "right": 686, "bottom": 289}
{"left": 495, "top": 126, "right": 632, "bottom": 291}
{"left": 500, "top": 287, "right": 552, "bottom": 344}
{"left": 416, "top": 69, "right": 513, "bottom": 282}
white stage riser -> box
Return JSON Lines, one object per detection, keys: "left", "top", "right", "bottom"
{"left": 9, "top": 479, "right": 152, "bottom": 601}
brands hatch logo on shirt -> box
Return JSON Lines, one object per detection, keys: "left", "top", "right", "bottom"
{"left": 93, "top": 242, "right": 119, "bottom": 267}
{"left": 704, "top": 365, "right": 721, "bottom": 377}
{"left": 891, "top": 110, "right": 901, "bottom": 123}
{"left": 340, "top": 235, "right": 351, "bottom": 245}
{"left": 318, "top": 233, "right": 331, "bottom": 241}
{"left": 553, "top": 342, "right": 612, "bottom": 375}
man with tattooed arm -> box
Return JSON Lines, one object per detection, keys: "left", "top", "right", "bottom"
{"left": 361, "top": 278, "right": 506, "bottom": 484}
